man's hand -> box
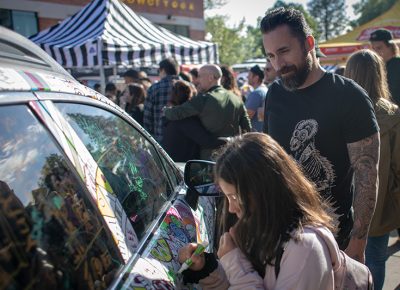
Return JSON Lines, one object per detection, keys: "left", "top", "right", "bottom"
{"left": 345, "top": 236, "right": 366, "bottom": 263}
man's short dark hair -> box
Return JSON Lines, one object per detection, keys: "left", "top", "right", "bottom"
{"left": 105, "top": 83, "right": 116, "bottom": 92}
{"left": 250, "top": 65, "right": 264, "bottom": 80}
{"left": 123, "top": 69, "right": 139, "bottom": 80}
{"left": 159, "top": 57, "right": 179, "bottom": 75}
{"left": 260, "top": 7, "right": 312, "bottom": 43}
{"left": 189, "top": 68, "right": 199, "bottom": 78}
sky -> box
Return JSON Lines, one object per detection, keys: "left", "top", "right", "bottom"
{"left": 205, "top": 0, "right": 361, "bottom": 28}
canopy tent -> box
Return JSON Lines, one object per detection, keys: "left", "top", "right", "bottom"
{"left": 319, "top": 0, "right": 400, "bottom": 65}
{"left": 30, "top": 0, "right": 218, "bottom": 68}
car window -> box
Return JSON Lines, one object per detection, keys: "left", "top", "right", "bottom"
{"left": 55, "top": 103, "right": 172, "bottom": 240}
{"left": 0, "top": 105, "right": 123, "bottom": 290}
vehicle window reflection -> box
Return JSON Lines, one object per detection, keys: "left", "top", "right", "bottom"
{"left": 0, "top": 105, "right": 123, "bottom": 290}
{"left": 55, "top": 103, "right": 172, "bottom": 240}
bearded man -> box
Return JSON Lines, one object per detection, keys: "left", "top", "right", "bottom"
{"left": 261, "top": 8, "right": 380, "bottom": 264}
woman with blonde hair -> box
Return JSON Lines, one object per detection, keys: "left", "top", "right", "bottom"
{"left": 345, "top": 48, "right": 400, "bottom": 290}
{"left": 179, "top": 133, "right": 341, "bottom": 289}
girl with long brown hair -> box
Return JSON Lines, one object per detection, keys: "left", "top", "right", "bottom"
{"left": 345, "top": 49, "right": 400, "bottom": 290}
{"left": 179, "top": 133, "right": 340, "bottom": 289}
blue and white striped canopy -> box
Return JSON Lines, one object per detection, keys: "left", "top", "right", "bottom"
{"left": 30, "top": 0, "right": 218, "bottom": 67}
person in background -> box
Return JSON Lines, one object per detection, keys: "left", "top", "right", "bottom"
{"left": 189, "top": 68, "right": 199, "bottom": 87}
{"left": 245, "top": 65, "right": 268, "bottom": 132}
{"left": 179, "top": 133, "right": 338, "bottom": 289}
{"left": 263, "top": 60, "right": 277, "bottom": 86}
{"left": 120, "top": 69, "right": 140, "bottom": 110}
{"left": 138, "top": 70, "right": 148, "bottom": 80}
{"left": 139, "top": 77, "right": 152, "bottom": 91}
{"left": 123, "top": 69, "right": 140, "bottom": 84}
{"left": 94, "top": 83, "right": 101, "bottom": 93}
{"left": 220, "top": 65, "right": 242, "bottom": 101}
{"left": 162, "top": 80, "right": 225, "bottom": 162}
{"left": 105, "top": 83, "right": 118, "bottom": 103}
{"left": 164, "top": 64, "right": 251, "bottom": 160}
{"left": 126, "top": 84, "right": 146, "bottom": 126}
{"left": 370, "top": 28, "right": 400, "bottom": 106}
{"left": 143, "top": 57, "right": 180, "bottom": 143}
{"left": 179, "top": 71, "right": 193, "bottom": 83}
{"left": 262, "top": 7, "right": 380, "bottom": 262}
{"left": 345, "top": 49, "right": 400, "bottom": 290}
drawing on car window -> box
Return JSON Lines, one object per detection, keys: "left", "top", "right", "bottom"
{"left": 0, "top": 105, "right": 123, "bottom": 290}
{"left": 55, "top": 104, "right": 172, "bottom": 239}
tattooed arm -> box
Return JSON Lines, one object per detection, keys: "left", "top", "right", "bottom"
{"left": 345, "top": 132, "right": 380, "bottom": 263}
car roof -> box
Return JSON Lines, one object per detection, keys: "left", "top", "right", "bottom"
{"left": 0, "top": 26, "right": 99, "bottom": 98}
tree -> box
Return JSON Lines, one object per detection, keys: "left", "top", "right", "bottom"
{"left": 205, "top": 16, "right": 249, "bottom": 65}
{"left": 272, "top": 1, "right": 321, "bottom": 41}
{"left": 243, "top": 17, "right": 265, "bottom": 59}
{"left": 351, "top": 0, "right": 397, "bottom": 27}
{"left": 204, "top": 0, "right": 228, "bottom": 10}
{"left": 307, "top": 0, "right": 348, "bottom": 41}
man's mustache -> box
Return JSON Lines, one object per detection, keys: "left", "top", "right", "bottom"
{"left": 278, "top": 65, "right": 296, "bottom": 76}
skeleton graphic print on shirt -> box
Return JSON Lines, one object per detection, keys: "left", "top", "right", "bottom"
{"left": 290, "top": 119, "right": 335, "bottom": 198}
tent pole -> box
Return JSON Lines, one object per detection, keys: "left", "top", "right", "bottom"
{"left": 99, "top": 65, "right": 106, "bottom": 95}
{"left": 98, "top": 39, "right": 106, "bottom": 95}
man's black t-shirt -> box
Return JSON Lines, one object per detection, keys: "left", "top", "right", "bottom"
{"left": 264, "top": 72, "right": 379, "bottom": 248}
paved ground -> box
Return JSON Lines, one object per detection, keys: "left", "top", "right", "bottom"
{"left": 383, "top": 231, "right": 400, "bottom": 290}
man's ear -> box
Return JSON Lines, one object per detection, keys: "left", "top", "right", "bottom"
{"left": 305, "top": 35, "right": 315, "bottom": 53}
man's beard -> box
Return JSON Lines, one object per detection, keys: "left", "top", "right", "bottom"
{"left": 278, "top": 52, "right": 312, "bottom": 91}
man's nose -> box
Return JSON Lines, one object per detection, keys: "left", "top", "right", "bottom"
{"left": 273, "top": 56, "right": 285, "bottom": 72}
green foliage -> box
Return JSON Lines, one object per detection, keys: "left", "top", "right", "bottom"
{"left": 307, "top": 0, "right": 348, "bottom": 41}
{"left": 204, "top": 0, "right": 322, "bottom": 65}
{"left": 271, "top": 0, "right": 321, "bottom": 41}
{"left": 244, "top": 17, "right": 265, "bottom": 58}
{"left": 206, "top": 16, "right": 263, "bottom": 65}
{"left": 351, "top": 0, "right": 397, "bottom": 27}
{"left": 204, "top": 0, "right": 228, "bottom": 10}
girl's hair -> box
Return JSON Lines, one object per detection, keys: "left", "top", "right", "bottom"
{"left": 170, "top": 80, "right": 196, "bottom": 106}
{"left": 345, "top": 49, "right": 396, "bottom": 113}
{"left": 214, "top": 133, "right": 336, "bottom": 276}
{"left": 128, "top": 84, "right": 146, "bottom": 105}
{"left": 220, "top": 65, "right": 241, "bottom": 98}
{"left": 126, "top": 84, "right": 146, "bottom": 113}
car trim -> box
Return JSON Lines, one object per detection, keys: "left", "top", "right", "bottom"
{"left": 0, "top": 91, "right": 37, "bottom": 104}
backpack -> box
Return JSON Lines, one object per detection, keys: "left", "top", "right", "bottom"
{"left": 274, "top": 227, "right": 374, "bottom": 290}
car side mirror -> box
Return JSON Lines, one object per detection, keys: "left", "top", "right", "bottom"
{"left": 184, "top": 160, "right": 221, "bottom": 197}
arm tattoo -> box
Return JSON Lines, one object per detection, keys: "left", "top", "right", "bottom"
{"left": 347, "top": 132, "right": 380, "bottom": 239}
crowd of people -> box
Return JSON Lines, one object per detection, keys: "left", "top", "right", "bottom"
{"left": 95, "top": 6, "right": 399, "bottom": 289}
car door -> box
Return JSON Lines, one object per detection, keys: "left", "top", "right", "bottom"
{"left": 40, "top": 95, "right": 216, "bottom": 288}
{"left": 0, "top": 95, "right": 124, "bottom": 290}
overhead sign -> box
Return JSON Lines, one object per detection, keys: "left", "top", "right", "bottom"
{"left": 123, "top": 0, "right": 196, "bottom": 12}
{"left": 320, "top": 44, "right": 370, "bottom": 56}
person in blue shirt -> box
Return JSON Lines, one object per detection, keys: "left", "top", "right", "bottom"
{"left": 245, "top": 65, "right": 268, "bottom": 132}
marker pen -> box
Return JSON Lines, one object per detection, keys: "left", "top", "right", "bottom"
{"left": 178, "top": 241, "right": 209, "bottom": 273}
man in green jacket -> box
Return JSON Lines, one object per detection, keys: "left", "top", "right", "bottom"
{"left": 164, "top": 64, "right": 251, "bottom": 159}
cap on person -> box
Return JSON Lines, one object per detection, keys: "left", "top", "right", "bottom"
{"left": 250, "top": 65, "right": 264, "bottom": 80}
{"left": 369, "top": 28, "right": 394, "bottom": 42}
{"left": 315, "top": 44, "right": 326, "bottom": 58}
{"left": 123, "top": 69, "right": 140, "bottom": 80}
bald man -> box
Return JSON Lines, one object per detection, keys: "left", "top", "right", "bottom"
{"left": 164, "top": 64, "right": 251, "bottom": 159}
